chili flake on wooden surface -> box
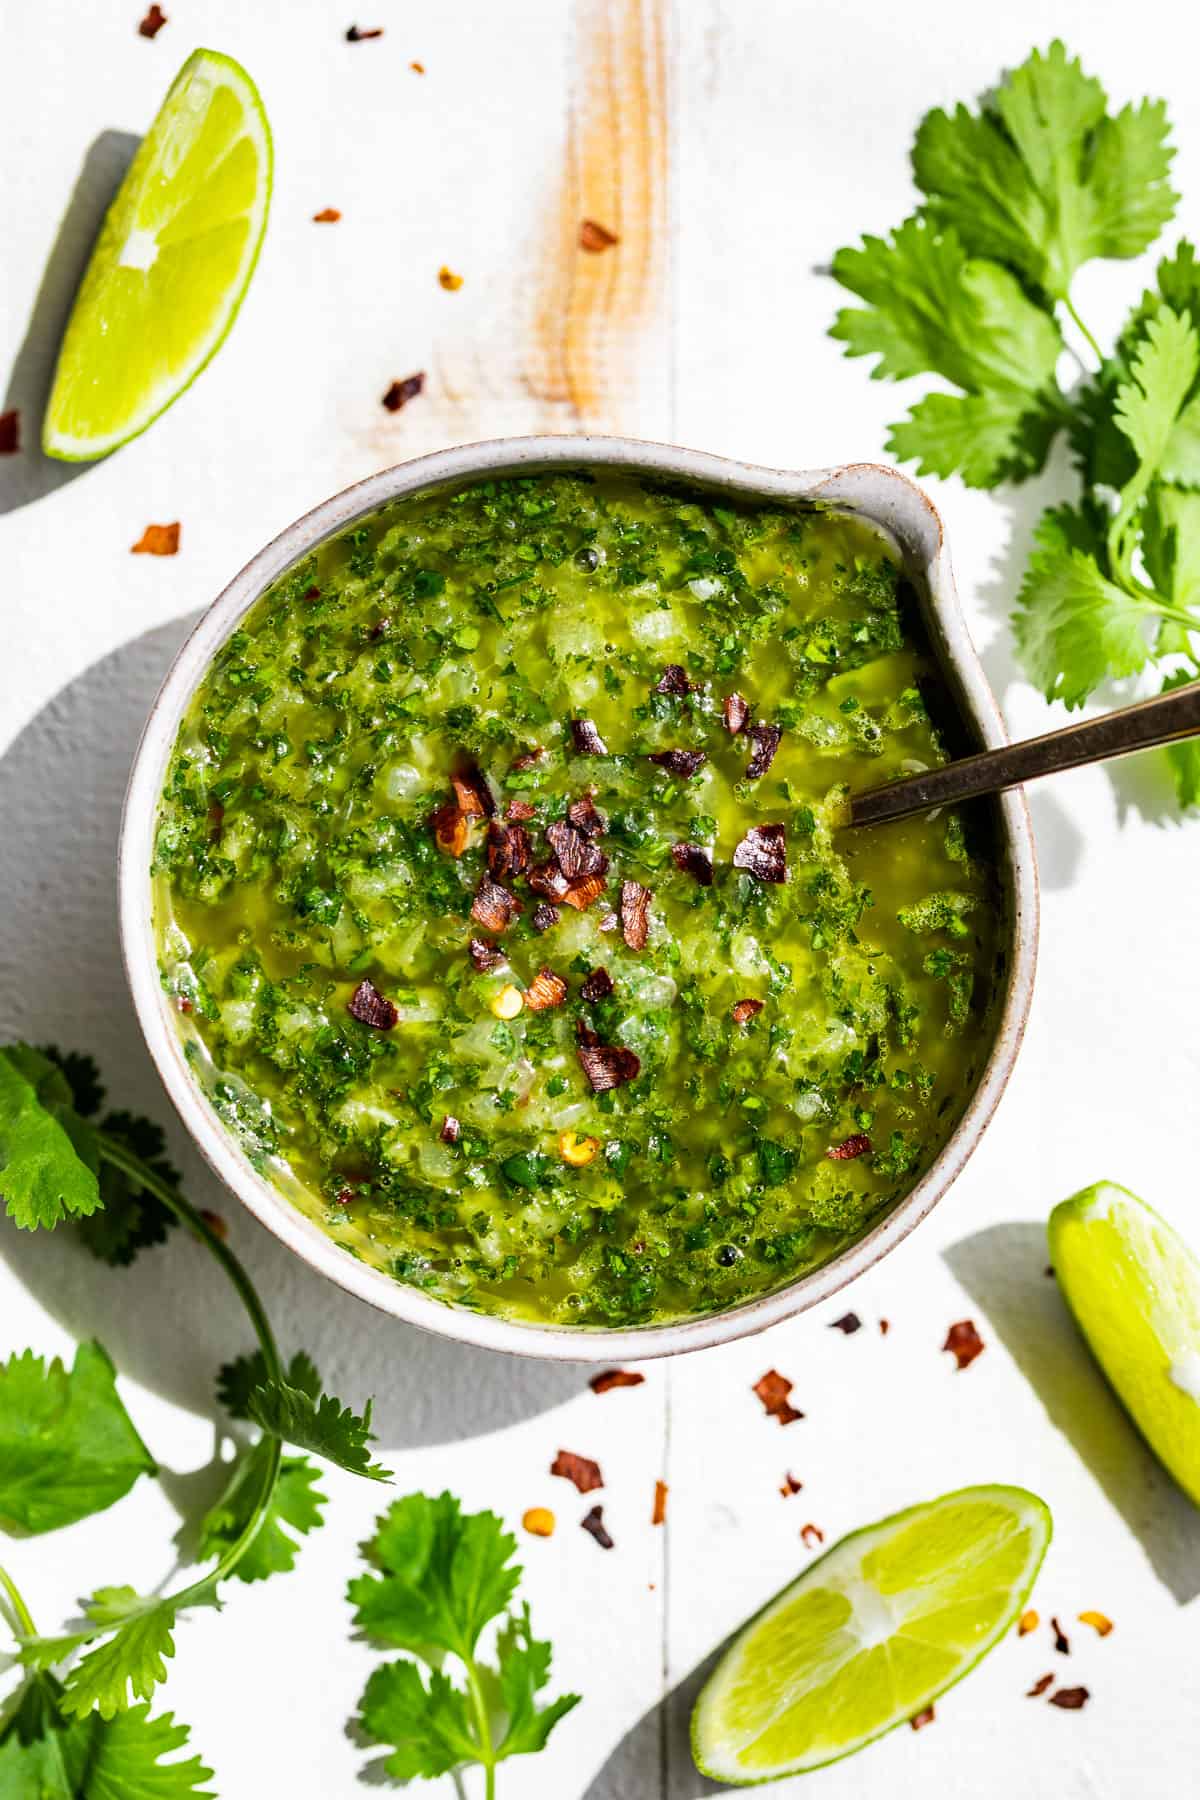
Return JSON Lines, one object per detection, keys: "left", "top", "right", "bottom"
{"left": 131, "top": 522, "right": 180, "bottom": 555}
{"left": 550, "top": 1449, "right": 603, "bottom": 1493}
{"left": 754, "top": 1369, "right": 802, "bottom": 1425}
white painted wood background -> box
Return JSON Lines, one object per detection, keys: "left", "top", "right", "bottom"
{"left": 3, "top": 2, "right": 1200, "bottom": 1795}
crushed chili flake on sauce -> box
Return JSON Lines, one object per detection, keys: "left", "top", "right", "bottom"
{"left": 589, "top": 1368, "right": 645, "bottom": 1394}
{"left": 550, "top": 1449, "right": 603, "bottom": 1493}
{"left": 827, "top": 1133, "right": 872, "bottom": 1161}
{"left": 570, "top": 717, "right": 608, "bottom": 755}
{"left": 733, "top": 822, "right": 787, "bottom": 883}
{"left": 507, "top": 796, "right": 537, "bottom": 821}
{"left": 943, "top": 1319, "right": 985, "bottom": 1370}
{"left": 1078, "top": 1610, "right": 1113, "bottom": 1637}
{"left": 652, "top": 1480, "right": 668, "bottom": 1525}
{"left": 131, "top": 522, "right": 180, "bottom": 555}
{"left": 334, "top": 1186, "right": 356, "bottom": 1206}
{"left": 1048, "top": 1686, "right": 1090, "bottom": 1711}
{"left": 138, "top": 4, "right": 167, "bottom": 36}
{"left": 909, "top": 1705, "right": 935, "bottom": 1731}
{"left": 829, "top": 1311, "right": 862, "bottom": 1334}
{"left": 547, "top": 818, "right": 607, "bottom": 879}
{"left": 438, "top": 265, "right": 464, "bottom": 290}
{"left": 1027, "top": 1673, "right": 1054, "bottom": 1698}
{"left": 561, "top": 872, "right": 607, "bottom": 912}
{"left": 529, "top": 861, "right": 571, "bottom": 903}
{"left": 431, "top": 801, "right": 468, "bottom": 857}
{"left": 470, "top": 877, "right": 521, "bottom": 932}
{"left": 487, "top": 820, "right": 532, "bottom": 882}
{"left": 382, "top": 372, "right": 425, "bottom": 410}
{"left": 1051, "top": 1616, "right": 1070, "bottom": 1655}
{"left": 579, "top": 219, "right": 619, "bottom": 252}
{"left": 578, "top": 1043, "right": 641, "bottom": 1093}
{"left": 654, "top": 663, "right": 693, "bottom": 696}
{"left": 439, "top": 1115, "right": 460, "bottom": 1144}
{"left": 753, "top": 1369, "right": 803, "bottom": 1425}
{"left": 1019, "top": 1609, "right": 1040, "bottom": 1636}
{"left": 567, "top": 791, "right": 606, "bottom": 836}
{"left": 723, "top": 691, "right": 750, "bottom": 733}
{"left": 525, "top": 967, "right": 568, "bottom": 1012}
{"left": 580, "top": 966, "right": 614, "bottom": 1003}
{"left": 531, "top": 902, "right": 560, "bottom": 933}
{"left": 671, "top": 842, "right": 713, "bottom": 886}
{"left": 800, "top": 1522, "right": 825, "bottom": 1550}
{"left": 346, "top": 23, "right": 384, "bottom": 39}
{"left": 731, "top": 997, "right": 763, "bottom": 1024}
{"left": 468, "top": 936, "right": 506, "bottom": 972}
{"left": 648, "top": 748, "right": 706, "bottom": 778}
{"left": 620, "top": 880, "right": 652, "bottom": 950}
{"left": 581, "top": 1504, "right": 614, "bottom": 1548}
{"left": 452, "top": 763, "right": 494, "bottom": 819}
{"left": 313, "top": 206, "right": 342, "bottom": 222}
{"left": 0, "top": 411, "right": 18, "bottom": 454}
{"left": 780, "top": 1472, "right": 803, "bottom": 1496}
{"left": 746, "top": 722, "right": 782, "bottom": 779}
{"left": 348, "top": 978, "right": 398, "bottom": 1030}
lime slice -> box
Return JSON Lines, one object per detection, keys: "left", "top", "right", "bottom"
{"left": 692, "top": 1484, "right": 1051, "bottom": 1783}
{"left": 43, "top": 49, "right": 271, "bottom": 461}
{"left": 1050, "top": 1180, "right": 1200, "bottom": 1505}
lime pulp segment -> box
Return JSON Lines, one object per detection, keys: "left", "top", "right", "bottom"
{"left": 691, "top": 1484, "right": 1052, "bottom": 1783}
{"left": 43, "top": 49, "right": 272, "bottom": 461}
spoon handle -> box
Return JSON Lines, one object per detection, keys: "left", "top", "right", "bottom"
{"left": 849, "top": 681, "right": 1200, "bottom": 829}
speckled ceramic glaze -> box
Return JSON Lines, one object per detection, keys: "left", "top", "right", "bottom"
{"left": 119, "top": 437, "right": 1039, "bottom": 1361}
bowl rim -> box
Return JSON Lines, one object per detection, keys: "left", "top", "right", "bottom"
{"left": 118, "top": 434, "right": 1039, "bottom": 1362}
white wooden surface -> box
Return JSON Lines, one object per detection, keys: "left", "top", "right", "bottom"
{"left": 3, "top": 3, "right": 1200, "bottom": 1795}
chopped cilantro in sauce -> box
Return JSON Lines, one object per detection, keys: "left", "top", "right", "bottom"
{"left": 153, "top": 471, "right": 1002, "bottom": 1327}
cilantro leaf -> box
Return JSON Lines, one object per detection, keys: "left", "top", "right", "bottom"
{"left": 1113, "top": 306, "right": 1200, "bottom": 485}
{"left": 494, "top": 1604, "right": 580, "bottom": 1761}
{"left": 0, "top": 1675, "right": 214, "bottom": 1799}
{"left": 357, "top": 1662, "right": 479, "bottom": 1782}
{"left": 196, "top": 1442, "right": 326, "bottom": 1584}
{"left": 22, "top": 1590, "right": 181, "bottom": 1721}
{"left": 1014, "top": 505, "right": 1158, "bottom": 705}
{"left": 0, "top": 1342, "right": 155, "bottom": 1536}
{"left": 1143, "top": 485, "right": 1200, "bottom": 616}
{"left": 246, "top": 1378, "right": 391, "bottom": 1481}
{"left": 914, "top": 41, "right": 1177, "bottom": 299}
{"left": 80, "top": 1110, "right": 180, "bottom": 1267}
{"left": 216, "top": 1349, "right": 320, "bottom": 1421}
{"left": 0, "top": 1046, "right": 101, "bottom": 1230}
{"left": 349, "top": 1492, "right": 519, "bottom": 1657}
{"left": 886, "top": 388, "right": 1060, "bottom": 487}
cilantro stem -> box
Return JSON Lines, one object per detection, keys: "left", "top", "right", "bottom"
{"left": 1063, "top": 295, "right": 1104, "bottom": 367}
{"left": 463, "top": 1653, "right": 497, "bottom": 1800}
{"left": 0, "top": 1563, "right": 36, "bottom": 1638}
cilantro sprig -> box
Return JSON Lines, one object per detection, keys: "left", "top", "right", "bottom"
{"left": 829, "top": 40, "right": 1200, "bottom": 803}
{"left": 0, "top": 1042, "right": 390, "bottom": 1756}
{"left": 349, "top": 1492, "right": 580, "bottom": 1795}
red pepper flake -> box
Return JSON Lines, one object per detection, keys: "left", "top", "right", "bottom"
{"left": 468, "top": 937, "right": 506, "bottom": 972}
{"left": 567, "top": 792, "right": 606, "bottom": 836}
{"left": 525, "top": 967, "right": 568, "bottom": 1012}
{"left": 1049, "top": 1686, "right": 1090, "bottom": 1711}
{"left": 511, "top": 746, "right": 545, "bottom": 773}
{"left": 745, "top": 722, "right": 782, "bottom": 779}
{"left": 829, "top": 1311, "right": 862, "bottom": 1334}
{"left": 879, "top": 1318, "right": 891, "bottom": 1336}
{"left": 648, "top": 749, "right": 706, "bottom": 778}
{"left": 334, "top": 1186, "right": 356, "bottom": 1206}
{"left": 346, "top": 23, "right": 384, "bottom": 39}
{"left": 579, "top": 219, "right": 619, "bottom": 253}
{"left": 800, "top": 1522, "right": 825, "bottom": 1550}
{"left": 651, "top": 1480, "right": 669, "bottom": 1525}
{"left": 304, "top": 584, "right": 322, "bottom": 602}
{"left": 313, "top": 206, "right": 342, "bottom": 223}
{"left": 439, "top": 1115, "right": 460, "bottom": 1144}
{"left": 570, "top": 718, "right": 608, "bottom": 755}
{"left": 733, "top": 822, "right": 787, "bottom": 883}
{"left": 731, "top": 997, "right": 763, "bottom": 1025}
{"left": 431, "top": 801, "right": 468, "bottom": 857}
{"left": 382, "top": 372, "right": 425, "bottom": 411}
{"left": 654, "top": 664, "right": 694, "bottom": 696}
{"left": 470, "top": 878, "right": 521, "bottom": 932}
{"left": 577, "top": 1043, "right": 641, "bottom": 1093}
{"left": 131, "top": 522, "right": 180, "bottom": 555}
{"left": 0, "top": 411, "right": 18, "bottom": 454}
{"left": 780, "top": 1472, "right": 803, "bottom": 1496}
{"left": 589, "top": 1368, "right": 645, "bottom": 1394}
{"left": 620, "top": 880, "right": 652, "bottom": 951}
{"left": 943, "top": 1319, "right": 985, "bottom": 1371}
{"left": 562, "top": 872, "right": 607, "bottom": 912}
{"left": 753, "top": 1369, "right": 803, "bottom": 1425}
{"left": 438, "top": 265, "right": 464, "bottom": 291}
{"left": 531, "top": 902, "right": 560, "bottom": 933}
{"left": 529, "top": 862, "right": 571, "bottom": 903}
{"left": 452, "top": 762, "right": 494, "bottom": 819}
{"left": 581, "top": 1504, "right": 614, "bottom": 1548}
{"left": 1051, "top": 1616, "right": 1070, "bottom": 1655}
{"left": 348, "top": 978, "right": 398, "bottom": 1031}
{"left": 486, "top": 820, "right": 532, "bottom": 882}
{"left": 723, "top": 691, "right": 750, "bottom": 734}
{"left": 909, "top": 1705, "right": 935, "bottom": 1731}
{"left": 550, "top": 1449, "right": 603, "bottom": 1493}
{"left": 206, "top": 800, "right": 225, "bottom": 843}
{"left": 197, "top": 1207, "right": 227, "bottom": 1240}
{"left": 1027, "top": 1673, "right": 1054, "bottom": 1698}
{"left": 581, "top": 967, "right": 614, "bottom": 1003}
{"left": 547, "top": 818, "right": 607, "bottom": 880}
{"left": 176, "top": 996, "right": 193, "bottom": 1014}
{"left": 507, "top": 797, "right": 537, "bottom": 822}
{"left": 137, "top": 3, "right": 167, "bottom": 36}
{"left": 827, "top": 1133, "right": 872, "bottom": 1162}
{"left": 670, "top": 842, "right": 713, "bottom": 886}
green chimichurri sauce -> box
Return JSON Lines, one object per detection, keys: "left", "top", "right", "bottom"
{"left": 153, "top": 470, "right": 1002, "bottom": 1328}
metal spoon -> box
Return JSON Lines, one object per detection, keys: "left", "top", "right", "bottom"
{"left": 849, "top": 681, "right": 1200, "bottom": 829}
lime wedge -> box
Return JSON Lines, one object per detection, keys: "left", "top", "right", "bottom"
{"left": 1050, "top": 1180, "right": 1200, "bottom": 1505}
{"left": 692, "top": 1484, "right": 1051, "bottom": 1783}
{"left": 43, "top": 49, "right": 271, "bottom": 461}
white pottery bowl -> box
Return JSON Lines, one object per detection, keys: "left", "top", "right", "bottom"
{"left": 119, "top": 436, "right": 1038, "bottom": 1361}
